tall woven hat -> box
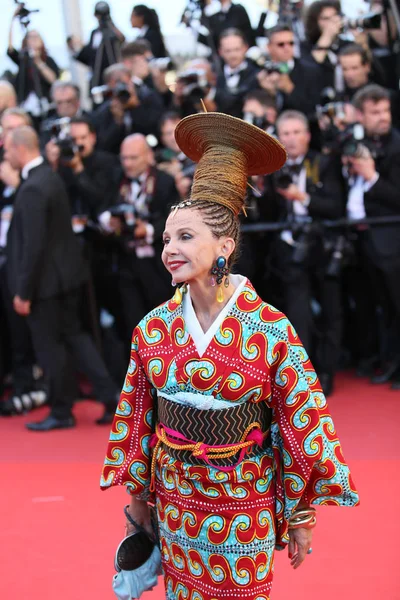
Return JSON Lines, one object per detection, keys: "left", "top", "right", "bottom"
{"left": 174, "top": 112, "right": 287, "bottom": 216}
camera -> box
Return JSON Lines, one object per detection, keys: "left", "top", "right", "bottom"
{"left": 243, "top": 112, "right": 271, "bottom": 131}
{"left": 342, "top": 11, "right": 382, "bottom": 32}
{"left": 91, "top": 81, "right": 131, "bottom": 105}
{"left": 94, "top": 1, "right": 111, "bottom": 28}
{"left": 176, "top": 69, "right": 210, "bottom": 99}
{"left": 316, "top": 87, "right": 345, "bottom": 121}
{"left": 150, "top": 57, "right": 174, "bottom": 72}
{"left": 263, "top": 61, "right": 291, "bottom": 76}
{"left": 14, "top": 0, "right": 39, "bottom": 27}
{"left": 273, "top": 166, "right": 294, "bottom": 190}
{"left": 46, "top": 117, "right": 82, "bottom": 162}
{"left": 324, "top": 234, "right": 354, "bottom": 277}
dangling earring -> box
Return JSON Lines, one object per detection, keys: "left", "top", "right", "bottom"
{"left": 211, "top": 256, "right": 229, "bottom": 303}
{"left": 173, "top": 283, "right": 187, "bottom": 305}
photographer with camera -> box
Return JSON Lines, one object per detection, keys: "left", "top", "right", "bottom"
{"left": 99, "top": 134, "right": 178, "bottom": 340}
{"left": 343, "top": 84, "right": 400, "bottom": 385}
{"left": 243, "top": 89, "right": 278, "bottom": 134}
{"left": 7, "top": 4, "right": 60, "bottom": 119}
{"left": 215, "top": 28, "right": 259, "bottom": 118}
{"left": 92, "top": 63, "right": 164, "bottom": 155}
{"left": 270, "top": 110, "right": 346, "bottom": 395}
{"left": 68, "top": 1, "right": 125, "bottom": 89}
{"left": 45, "top": 116, "right": 119, "bottom": 220}
{"left": 40, "top": 82, "right": 91, "bottom": 147}
{"left": 257, "top": 24, "right": 323, "bottom": 117}
{"left": 120, "top": 41, "right": 169, "bottom": 106}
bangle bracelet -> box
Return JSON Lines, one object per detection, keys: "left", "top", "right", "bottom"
{"left": 288, "top": 507, "right": 317, "bottom": 530}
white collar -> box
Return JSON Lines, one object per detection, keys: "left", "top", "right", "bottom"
{"left": 21, "top": 156, "right": 44, "bottom": 180}
{"left": 224, "top": 60, "right": 247, "bottom": 76}
{"left": 221, "top": 1, "right": 232, "bottom": 12}
{"left": 140, "top": 25, "right": 149, "bottom": 35}
{"left": 182, "top": 274, "right": 247, "bottom": 357}
{"left": 287, "top": 154, "right": 305, "bottom": 166}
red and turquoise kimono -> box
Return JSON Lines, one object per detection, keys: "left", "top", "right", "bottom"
{"left": 101, "top": 275, "right": 359, "bottom": 600}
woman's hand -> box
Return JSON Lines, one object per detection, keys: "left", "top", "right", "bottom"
{"left": 126, "top": 498, "right": 153, "bottom": 537}
{"left": 288, "top": 527, "right": 313, "bottom": 569}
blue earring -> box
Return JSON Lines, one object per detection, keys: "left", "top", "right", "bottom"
{"left": 211, "top": 256, "right": 229, "bottom": 302}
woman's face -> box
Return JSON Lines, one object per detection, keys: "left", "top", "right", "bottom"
{"left": 162, "top": 208, "right": 233, "bottom": 285}
{"left": 25, "top": 30, "right": 43, "bottom": 51}
{"left": 317, "top": 7, "right": 341, "bottom": 31}
{"left": 131, "top": 12, "right": 144, "bottom": 28}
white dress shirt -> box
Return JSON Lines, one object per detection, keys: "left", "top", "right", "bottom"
{"left": 21, "top": 156, "right": 44, "bottom": 180}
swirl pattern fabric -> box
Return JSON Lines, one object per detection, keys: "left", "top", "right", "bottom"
{"left": 101, "top": 280, "right": 359, "bottom": 600}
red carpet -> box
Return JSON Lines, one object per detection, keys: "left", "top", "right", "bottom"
{"left": 1, "top": 372, "right": 399, "bottom": 600}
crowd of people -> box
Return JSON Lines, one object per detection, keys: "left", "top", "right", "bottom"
{"left": 1, "top": 0, "right": 400, "bottom": 428}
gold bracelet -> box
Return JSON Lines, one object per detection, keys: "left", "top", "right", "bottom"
{"left": 288, "top": 507, "right": 317, "bottom": 530}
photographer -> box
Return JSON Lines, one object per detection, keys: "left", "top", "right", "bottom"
{"left": 120, "top": 41, "right": 168, "bottom": 105}
{"left": 243, "top": 89, "right": 278, "bottom": 134}
{"left": 100, "top": 134, "right": 178, "bottom": 340}
{"left": 215, "top": 28, "right": 259, "bottom": 118}
{"left": 45, "top": 116, "right": 118, "bottom": 220}
{"left": 270, "top": 110, "right": 346, "bottom": 395}
{"left": 258, "top": 24, "right": 323, "bottom": 117}
{"left": 343, "top": 85, "right": 400, "bottom": 385}
{"left": 172, "top": 58, "right": 217, "bottom": 116}
{"left": 40, "top": 82, "right": 90, "bottom": 147}
{"left": 7, "top": 6, "right": 60, "bottom": 117}
{"left": 92, "top": 63, "right": 164, "bottom": 155}
{"left": 68, "top": 1, "right": 125, "bottom": 88}
{"left": 198, "top": 0, "right": 255, "bottom": 49}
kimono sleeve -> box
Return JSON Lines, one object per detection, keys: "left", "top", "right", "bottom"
{"left": 100, "top": 326, "right": 155, "bottom": 500}
{"left": 267, "top": 317, "right": 359, "bottom": 543}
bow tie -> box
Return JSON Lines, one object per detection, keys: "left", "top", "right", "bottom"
{"left": 287, "top": 162, "right": 304, "bottom": 176}
{"left": 128, "top": 177, "right": 142, "bottom": 185}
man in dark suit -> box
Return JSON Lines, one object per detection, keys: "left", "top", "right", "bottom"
{"left": 215, "top": 28, "right": 259, "bottom": 118}
{"left": 99, "top": 134, "right": 179, "bottom": 341}
{"left": 344, "top": 84, "right": 400, "bottom": 384}
{"left": 199, "top": 0, "right": 255, "bottom": 49}
{"left": 270, "top": 110, "right": 346, "bottom": 395}
{"left": 92, "top": 63, "right": 164, "bottom": 155}
{"left": 4, "top": 127, "right": 119, "bottom": 430}
{"left": 257, "top": 24, "right": 323, "bottom": 117}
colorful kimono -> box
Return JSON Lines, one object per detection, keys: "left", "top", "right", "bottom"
{"left": 101, "top": 275, "right": 359, "bottom": 600}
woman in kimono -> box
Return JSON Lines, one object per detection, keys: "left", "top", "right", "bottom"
{"left": 101, "top": 112, "right": 359, "bottom": 600}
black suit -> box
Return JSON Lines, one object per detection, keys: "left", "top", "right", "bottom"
{"left": 93, "top": 83, "right": 164, "bottom": 154}
{"left": 277, "top": 59, "right": 324, "bottom": 117}
{"left": 199, "top": 3, "right": 255, "bottom": 48}
{"left": 344, "top": 129, "right": 400, "bottom": 363}
{"left": 7, "top": 162, "right": 118, "bottom": 418}
{"left": 137, "top": 28, "right": 167, "bottom": 58}
{"left": 112, "top": 167, "right": 179, "bottom": 339}
{"left": 270, "top": 152, "right": 346, "bottom": 377}
{"left": 74, "top": 28, "right": 121, "bottom": 87}
{"left": 57, "top": 149, "right": 120, "bottom": 220}
{"left": 215, "top": 61, "right": 259, "bottom": 118}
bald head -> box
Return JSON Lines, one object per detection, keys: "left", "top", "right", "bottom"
{"left": 120, "top": 134, "right": 154, "bottom": 178}
{"left": 4, "top": 126, "right": 41, "bottom": 171}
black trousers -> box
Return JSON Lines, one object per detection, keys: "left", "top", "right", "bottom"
{"left": 0, "top": 262, "right": 36, "bottom": 395}
{"left": 273, "top": 239, "right": 343, "bottom": 376}
{"left": 27, "top": 288, "right": 118, "bottom": 419}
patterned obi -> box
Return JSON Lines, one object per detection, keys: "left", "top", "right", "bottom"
{"left": 154, "top": 395, "right": 272, "bottom": 469}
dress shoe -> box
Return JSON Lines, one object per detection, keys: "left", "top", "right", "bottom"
{"left": 319, "top": 373, "right": 334, "bottom": 397}
{"left": 370, "top": 361, "right": 400, "bottom": 384}
{"left": 26, "top": 415, "right": 76, "bottom": 431}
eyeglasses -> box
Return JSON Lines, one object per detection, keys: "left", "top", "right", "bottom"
{"left": 276, "top": 41, "right": 295, "bottom": 47}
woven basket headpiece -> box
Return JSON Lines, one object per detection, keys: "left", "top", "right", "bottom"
{"left": 174, "top": 112, "right": 287, "bottom": 216}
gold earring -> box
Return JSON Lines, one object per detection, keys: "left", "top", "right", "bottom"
{"left": 173, "top": 284, "right": 187, "bottom": 305}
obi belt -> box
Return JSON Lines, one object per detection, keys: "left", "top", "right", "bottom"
{"left": 151, "top": 395, "right": 273, "bottom": 471}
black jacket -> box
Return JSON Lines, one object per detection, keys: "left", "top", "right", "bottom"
{"left": 57, "top": 150, "right": 120, "bottom": 220}
{"left": 7, "top": 47, "right": 60, "bottom": 102}
{"left": 278, "top": 59, "right": 324, "bottom": 117}
{"left": 6, "top": 163, "right": 88, "bottom": 301}
{"left": 93, "top": 84, "right": 164, "bottom": 154}
{"left": 215, "top": 61, "right": 259, "bottom": 118}
{"left": 265, "top": 151, "right": 346, "bottom": 222}
{"left": 137, "top": 28, "right": 167, "bottom": 58}
{"left": 199, "top": 3, "right": 255, "bottom": 48}
{"left": 362, "top": 129, "right": 400, "bottom": 258}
